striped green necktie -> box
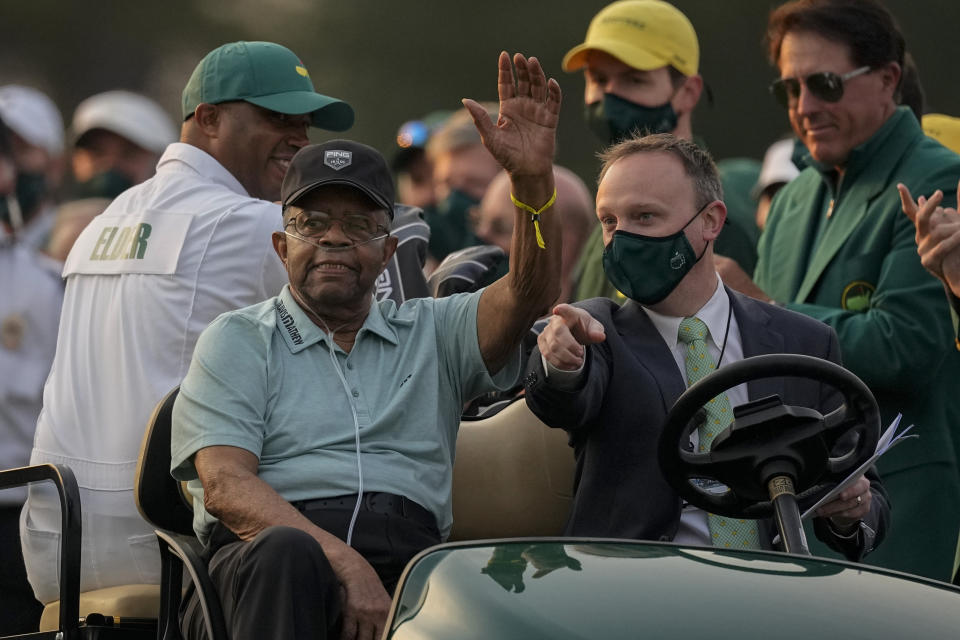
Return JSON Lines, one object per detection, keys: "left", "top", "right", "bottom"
{"left": 678, "top": 316, "right": 761, "bottom": 550}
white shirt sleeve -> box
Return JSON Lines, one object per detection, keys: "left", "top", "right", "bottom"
{"left": 252, "top": 203, "right": 288, "bottom": 298}
{"left": 542, "top": 353, "right": 586, "bottom": 390}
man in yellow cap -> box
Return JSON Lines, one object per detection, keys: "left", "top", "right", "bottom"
{"left": 564, "top": 0, "right": 760, "bottom": 300}
{"left": 563, "top": 0, "right": 702, "bottom": 145}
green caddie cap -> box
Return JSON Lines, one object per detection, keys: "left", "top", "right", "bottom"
{"left": 181, "top": 41, "right": 354, "bottom": 131}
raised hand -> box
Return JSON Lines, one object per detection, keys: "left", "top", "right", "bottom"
{"left": 898, "top": 181, "right": 960, "bottom": 299}
{"left": 463, "top": 51, "right": 561, "bottom": 180}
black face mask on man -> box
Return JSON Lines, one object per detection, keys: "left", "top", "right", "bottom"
{"left": 585, "top": 92, "right": 679, "bottom": 145}
{"left": 422, "top": 188, "right": 482, "bottom": 260}
{"left": 602, "top": 200, "right": 712, "bottom": 305}
{"left": 71, "top": 169, "right": 134, "bottom": 200}
{"left": 0, "top": 171, "right": 47, "bottom": 231}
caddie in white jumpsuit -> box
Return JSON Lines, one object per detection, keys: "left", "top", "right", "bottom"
{"left": 20, "top": 40, "right": 355, "bottom": 603}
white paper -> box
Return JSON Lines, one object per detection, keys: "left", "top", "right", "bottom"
{"left": 770, "top": 414, "right": 915, "bottom": 547}
{"left": 798, "top": 413, "right": 915, "bottom": 520}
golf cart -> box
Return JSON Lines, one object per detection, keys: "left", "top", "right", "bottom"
{"left": 380, "top": 354, "right": 960, "bottom": 639}
{"left": 2, "top": 354, "right": 958, "bottom": 639}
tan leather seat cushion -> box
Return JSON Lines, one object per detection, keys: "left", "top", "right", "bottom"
{"left": 450, "top": 399, "right": 574, "bottom": 540}
{"left": 39, "top": 584, "right": 160, "bottom": 631}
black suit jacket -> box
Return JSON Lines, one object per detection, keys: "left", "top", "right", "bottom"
{"left": 523, "top": 289, "right": 889, "bottom": 561}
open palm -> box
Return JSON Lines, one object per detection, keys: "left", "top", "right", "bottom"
{"left": 464, "top": 51, "right": 561, "bottom": 179}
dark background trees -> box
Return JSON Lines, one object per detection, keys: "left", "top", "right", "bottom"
{"left": 2, "top": 0, "right": 956, "bottom": 186}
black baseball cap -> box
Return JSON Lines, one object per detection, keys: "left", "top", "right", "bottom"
{"left": 281, "top": 140, "right": 395, "bottom": 218}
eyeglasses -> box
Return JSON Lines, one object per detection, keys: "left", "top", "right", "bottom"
{"left": 769, "top": 66, "right": 872, "bottom": 108}
{"left": 284, "top": 208, "right": 389, "bottom": 244}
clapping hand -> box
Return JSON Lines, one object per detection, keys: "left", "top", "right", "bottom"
{"left": 898, "top": 181, "right": 960, "bottom": 299}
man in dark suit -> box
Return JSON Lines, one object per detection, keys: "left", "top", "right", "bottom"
{"left": 523, "top": 133, "right": 888, "bottom": 561}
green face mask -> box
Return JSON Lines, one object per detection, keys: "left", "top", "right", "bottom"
{"left": 0, "top": 171, "right": 47, "bottom": 231}
{"left": 422, "top": 188, "right": 481, "bottom": 261}
{"left": 71, "top": 169, "right": 134, "bottom": 200}
{"left": 584, "top": 93, "right": 679, "bottom": 145}
{"left": 602, "top": 201, "right": 710, "bottom": 305}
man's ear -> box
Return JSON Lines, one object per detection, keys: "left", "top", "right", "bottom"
{"left": 701, "top": 200, "right": 727, "bottom": 241}
{"left": 879, "top": 61, "right": 902, "bottom": 99}
{"left": 271, "top": 230, "right": 288, "bottom": 265}
{"left": 672, "top": 74, "right": 703, "bottom": 115}
{"left": 381, "top": 235, "right": 399, "bottom": 271}
{"left": 192, "top": 103, "right": 222, "bottom": 138}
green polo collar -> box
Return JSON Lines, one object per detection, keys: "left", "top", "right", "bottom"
{"left": 274, "top": 284, "right": 399, "bottom": 354}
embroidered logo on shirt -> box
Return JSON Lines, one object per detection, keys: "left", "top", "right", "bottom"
{"left": 324, "top": 150, "right": 352, "bottom": 171}
{"left": 275, "top": 300, "right": 304, "bottom": 345}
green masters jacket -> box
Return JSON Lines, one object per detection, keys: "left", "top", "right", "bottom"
{"left": 756, "top": 107, "right": 960, "bottom": 581}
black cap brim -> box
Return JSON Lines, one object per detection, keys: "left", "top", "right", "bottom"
{"left": 284, "top": 178, "right": 394, "bottom": 219}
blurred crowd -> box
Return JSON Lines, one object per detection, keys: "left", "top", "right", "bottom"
{"left": 3, "top": 0, "right": 960, "bottom": 634}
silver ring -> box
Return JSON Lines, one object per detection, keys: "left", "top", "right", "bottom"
{"left": 856, "top": 495, "right": 862, "bottom": 506}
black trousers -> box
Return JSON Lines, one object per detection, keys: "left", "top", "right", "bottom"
{"left": 180, "top": 494, "right": 440, "bottom": 640}
{"left": 0, "top": 505, "right": 43, "bottom": 635}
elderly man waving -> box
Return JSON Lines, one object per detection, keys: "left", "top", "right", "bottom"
{"left": 171, "top": 51, "right": 562, "bottom": 640}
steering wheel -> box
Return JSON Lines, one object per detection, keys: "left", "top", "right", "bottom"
{"left": 657, "top": 354, "right": 879, "bottom": 520}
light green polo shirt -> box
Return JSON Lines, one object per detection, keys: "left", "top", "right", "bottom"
{"left": 171, "top": 284, "right": 520, "bottom": 542}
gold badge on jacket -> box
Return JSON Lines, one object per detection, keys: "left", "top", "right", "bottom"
{"left": 1, "top": 313, "right": 25, "bottom": 351}
{"left": 841, "top": 281, "right": 876, "bottom": 312}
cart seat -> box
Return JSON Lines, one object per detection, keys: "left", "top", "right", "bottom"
{"left": 450, "top": 397, "right": 575, "bottom": 540}
{"left": 38, "top": 584, "right": 160, "bottom": 631}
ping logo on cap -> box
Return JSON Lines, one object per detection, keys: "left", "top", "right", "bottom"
{"left": 324, "top": 150, "right": 352, "bottom": 170}
{"left": 296, "top": 65, "right": 309, "bottom": 78}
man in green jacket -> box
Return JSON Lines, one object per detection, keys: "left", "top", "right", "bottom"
{"left": 717, "top": 0, "right": 960, "bottom": 581}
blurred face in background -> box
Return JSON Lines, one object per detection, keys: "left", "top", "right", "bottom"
{"left": 474, "top": 171, "right": 514, "bottom": 254}
{"left": 432, "top": 143, "right": 500, "bottom": 204}
{"left": 0, "top": 148, "right": 14, "bottom": 197}
{"left": 72, "top": 129, "right": 159, "bottom": 186}
{"left": 395, "top": 149, "right": 436, "bottom": 210}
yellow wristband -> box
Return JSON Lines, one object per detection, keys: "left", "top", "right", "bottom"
{"left": 510, "top": 188, "right": 557, "bottom": 250}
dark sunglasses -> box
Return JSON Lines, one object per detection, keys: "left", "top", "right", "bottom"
{"left": 769, "top": 66, "right": 871, "bottom": 108}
